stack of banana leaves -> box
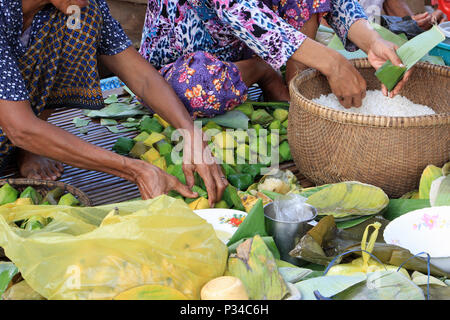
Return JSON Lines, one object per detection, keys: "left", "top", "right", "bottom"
{"left": 84, "top": 88, "right": 294, "bottom": 210}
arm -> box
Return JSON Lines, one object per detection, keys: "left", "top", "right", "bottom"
{"left": 95, "top": 0, "right": 227, "bottom": 205}
{"left": 384, "top": 0, "right": 433, "bottom": 29}
{"left": 383, "top": 0, "right": 415, "bottom": 16}
{"left": 99, "top": 48, "right": 228, "bottom": 206}
{"left": 0, "top": 99, "right": 197, "bottom": 199}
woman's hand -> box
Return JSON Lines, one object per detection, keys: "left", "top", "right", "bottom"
{"left": 181, "top": 128, "right": 228, "bottom": 207}
{"left": 100, "top": 49, "right": 228, "bottom": 205}
{"left": 133, "top": 160, "right": 199, "bottom": 200}
{"left": 366, "top": 38, "right": 413, "bottom": 97}
{"left": 323, "top": 53, "right": 367, "bottom": 108}
{"left": 431, "top": 9, "right": 446, "bottom": 24}
{"left": 289, "top": 39, "right": 367, "bottom": 108}
{"left": 412, "top": 12, "right": 433, "bottom": 30}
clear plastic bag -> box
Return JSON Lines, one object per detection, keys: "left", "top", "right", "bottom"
{"left": 273, "top": 194, "right": 310, "bottom": 222}
{"left": 0, "top": 196, "right": 228, "bottom": 300}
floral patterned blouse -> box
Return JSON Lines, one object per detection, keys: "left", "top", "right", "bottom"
{"left": 139, "top": 0, "right": 368, "bottom": 70}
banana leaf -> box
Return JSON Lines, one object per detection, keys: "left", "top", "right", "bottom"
{"left": 305, "top": 182, "right": 389, "bottom": 218}
{"left": 278, "top": 267, "right": 314, "bottom": 283}
{"left": 228, "top": 236, "right": 280, "bottom": 260}
{"left": 336, "top": 215, "right": 374, "bottom": 229}
{"left": 376, "top": 26, "right": 445, "bottom": 91}
{"left": 298, "top": 184, "right": 332, "bottom": 198}
{"left": 371, "top": 22, "right": 408, "bottom": 47}
{"left": 419, "top": 285, "right": 450, "bottom": 300}
{"left": 72, "top": 117, "right": 90, "bottom": 128}
{"left": 419, "top": 165, "right": 443, "bottom": 199}
{"left": 294, "top": 273, "right": 367, "bottom": 300}
{"left": 289, "top": 215, "right": 450, "bottom": 277}
{"left": 0, "top": 262, "right": 18, "bottom": 299}
{"left": 334, "top": 271, "right": 425, "bottom": 300}
{"left": 84, "top": 103, "right": 149, "bottom": 118}
{"left": 227, "top": 199, "right": 268, "bottom": 246}
{"left": 100, "top": 118, "right": 118, "bottom": 126}
{"left": 383, "top": 199, "right": 430, "bottom": 221}
{"left": 104, "top": 94, "right": 119, "bottom": 104}
{"left": 200, "top": 110, "right": 249, "bottom": 129}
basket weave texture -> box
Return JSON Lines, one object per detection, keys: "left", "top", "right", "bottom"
{"left": 0, "top": 178, "right": 92, "bottom": 207}
{"left": 288, "top": 59, "right": 449, "bottom": 198}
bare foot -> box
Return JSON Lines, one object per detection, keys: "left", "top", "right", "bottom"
{"left": 18, "top": 150, "right": 64, "bottom": 181}
{"left": 235, "top": 56, "right": 290, "bottom": 102}
{"left": 257, "top": 66, "right": 290, "bottom": 102}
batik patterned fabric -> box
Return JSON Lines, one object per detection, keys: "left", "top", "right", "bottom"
{"left": 0, "top": 0, "right": 131, "bottom": 164}
{"left": 140, "top": 0, "right": 367, "bottom": 117}
{"left": 140, "top": 0, "right": 367, "bottom": 70}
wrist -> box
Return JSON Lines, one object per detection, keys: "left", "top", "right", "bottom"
{"left": 321, "top": 50, "right": 345, "bottom": 77}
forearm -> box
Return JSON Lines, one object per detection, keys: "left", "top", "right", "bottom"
{"left": 5, "top": 111, "right": 138, "bottom": 183}
{"left": 289, "top": 38, "right": 342, "bottom": 76}
{"left": 383, "top": 0, "right": 414, "bottom": 17}
{"left": 347, "top": 19, "right": 383, "bottom": 53}
{"left": 99, "top": 48, "right": 195, "bottom": 134}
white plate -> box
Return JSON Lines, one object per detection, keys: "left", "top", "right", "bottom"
{"left": 383, "top": 206, "right": 450, "bottom": 257}
{"left": 194, "top": 209, "right": 247, "bottom": 244}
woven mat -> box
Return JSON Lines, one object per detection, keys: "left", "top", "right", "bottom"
{"left": 0, "top": 87, "right": 313, "bottom": 206}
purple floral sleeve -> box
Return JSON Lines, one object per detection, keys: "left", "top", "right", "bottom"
{"left": 326, "top": 0, "right": 368, "bottom": 52}
{"left": 209, "top": 0, "right": 307, "bottom": 70}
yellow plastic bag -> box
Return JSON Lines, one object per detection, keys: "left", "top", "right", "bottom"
{"left": 0, "top": 196, "right": 228, "bottom": 300}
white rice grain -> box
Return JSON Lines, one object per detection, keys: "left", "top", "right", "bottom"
{"left": 312, "top": 90, "right": 435, "bottom": 117}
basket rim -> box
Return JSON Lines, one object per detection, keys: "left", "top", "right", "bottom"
{"left": 0, "top": 178, "right": 93, "bottom": 207}
{"left": 289, "top": 59, "right": 450, "bottom": 128}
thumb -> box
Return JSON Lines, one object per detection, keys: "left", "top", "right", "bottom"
{"left": 386, "top": 48, "right": 404, "bottom": 67}
{"left": 172, "top": 179, "right": 198, "bottom": 199}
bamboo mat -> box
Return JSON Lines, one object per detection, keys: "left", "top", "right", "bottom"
{"left": 0, "top": 87, "right": 313, "bottom": 206}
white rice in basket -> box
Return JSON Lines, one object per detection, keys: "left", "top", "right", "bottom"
{"left": 312, "top": 90, "right": 435, "bottom": 117}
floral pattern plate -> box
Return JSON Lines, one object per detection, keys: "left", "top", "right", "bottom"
{"left": 194, "top": 209, "right": 247, "bottom": 244}
{"left": 383, "top": 206, "right": 450, "bottom": 258}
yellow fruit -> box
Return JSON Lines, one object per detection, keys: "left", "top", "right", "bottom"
{"left": 201, "top": 276, "right": 249, "bottom": 300}
{"left": 188, "top": 197, "right": 210, "bottom": 210}
{"left": 143, "top": 132, "right": 166, "bottom": 147}
{"left": 140, "top": 148, "right": 160, "bottom": 163}
{"left": 213, "top": 132, "right": 236, "bottom": 149}
{"left": 14, "top": 198, "right": 33, "bottom": 206}
{"left": 152, "top": 157, "right": 167, "bottom": 171}
{"left": 238, "top": 193, "right": 259, "bottom": 213}
{"left": 153, "top": 114, "right": 170, "bottom": 128}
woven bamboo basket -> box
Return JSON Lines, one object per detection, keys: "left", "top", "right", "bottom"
{"left": 288, "top": 59, "right": 449, "bottom": 198}
{"left": 0, "top": 178, "right": 93, "bottom": 206}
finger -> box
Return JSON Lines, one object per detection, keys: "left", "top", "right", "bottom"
{"left": 385, "top": 48, "right": 403, "bottom": 67}
{"left": 340, "top": 96, "right": 353, "bottom": 109}
{"left": 171, "top": 178, "right": 198, "bottom": 199}
{"left": 352, "top": 94, "right": 362, "bottom": 108}
{"left": 381, "top": 84, "right": 388, "bottom": 97}
{"left": 211, "top": 164, "right": 228, "bottom": 201}
{"left": 44, "top": 166, "right": 57, "bottom": 181}
{"left": 137, "top": 183, "right": 152, "bottom": 200}
{"left": 28, "top": 170, "right": 41, "bottom": 180}
{"left": 50, "top": 162, "right": 62, "bottom": 179}
{"left": 56, "top": 162, "right": 65, "bottom": 173}
{"left": 391, "top": 69, "right": 413, "bottom": 97}
{"left": 198, "top": 168, "right": 218, "bottom": 207}
{"left": 182, "top": 164, "right": 196, "bottom": 188}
